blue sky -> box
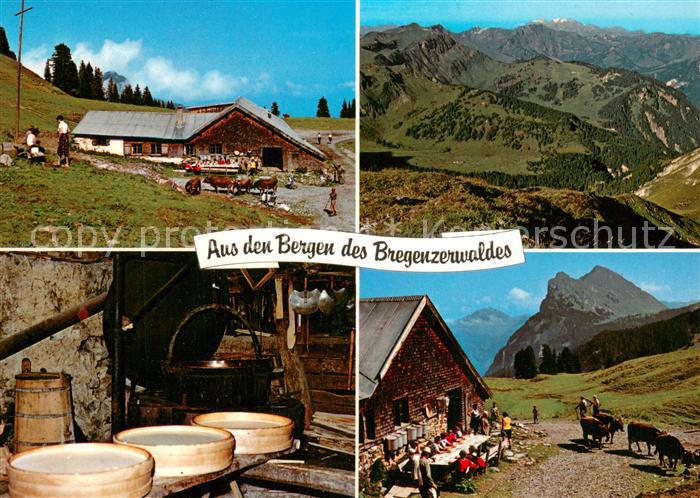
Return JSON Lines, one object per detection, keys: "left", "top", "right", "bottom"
{"left": 1, "top": 0, "right": 356, "bottom": 116}
{"left": 362, "top": 0, "right": 700, "bottom": 35}
{"left": 361, "top": 252, "right": 700, "bottom": 320}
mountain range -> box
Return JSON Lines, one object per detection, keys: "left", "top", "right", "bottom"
{"left": 360, "top": 21, "right": 700, "bottom": 242}
{"left": 485, "top": 265, "right": 698, "bottom": 376}
{"left": 448, "top": 308, "right": 528, "bottom": 375}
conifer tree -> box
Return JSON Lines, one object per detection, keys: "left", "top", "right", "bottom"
{"left": 49, "top": 43, "right": 79, "bottom": 95}
{"left": 316, "top": 96, "right": 330, "bottom": 118}
{"left": 142, "top": 86, "right": 154, "bottom": 107}
{"left": 92, "top": 67, "right": 104, "bottom": 100}
{"left": 43, "top": 60, "right": 52, "bottom": 82}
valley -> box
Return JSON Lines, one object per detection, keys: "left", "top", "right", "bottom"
{"left": 360, "top": 22, "right": 700, "bottom": 243}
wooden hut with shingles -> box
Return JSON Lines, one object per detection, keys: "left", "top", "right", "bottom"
{"left": 72, "top": 97, "right": 327, "bottom": 170}
{"left": 358, "top": 295, "right": 491, "bottom": 473}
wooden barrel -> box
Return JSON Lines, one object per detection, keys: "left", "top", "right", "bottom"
{"left": 8, "top": 443, "right": 153, "bottom": 497}
{"left": 14, "top": 368, "right": 75, "bottom": 453}
{"left": 193, "top": 412, "right": 294, "bottom": 454}
{"left": 114, "top": 425, "right": 233, "bottom": 477}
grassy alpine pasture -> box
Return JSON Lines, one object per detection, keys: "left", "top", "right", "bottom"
{"left": 486, "top": 347, "right": 700, "bottom": 429}
{"left": 284, "top": 117, "right": 355, "bottom": 130}
{"left": 0, "top": 159, "right": 305, "bottom": 247}
{"left": 0, "top": 55, "right": 165, "bottom": 136}
{"left": 637, "top": 147, "right": 700, "bottom": 224}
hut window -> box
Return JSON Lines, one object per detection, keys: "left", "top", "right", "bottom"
{"left": 392, "top": 397, "right": 409, "bottom": 427}
{"left": 185, "top": 144, "right": 196, "bottom": 156}
{"left": 209, "top": 144, "right": 222, "bottom": 154}
{"left": 150, "top": 143, "right": 162, "bottom": 155}
{"left": 94, "top": 137, "right": 109, "bottom": 146}
{"left": 131, "top": 143, "right": 143, "bottom": 155}
{"left": 364, "top": 410, "right": 376, "bottom": 441}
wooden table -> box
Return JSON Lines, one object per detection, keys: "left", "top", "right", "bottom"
{"left": 430, "top": 435, "right": 490, "bottom": 467}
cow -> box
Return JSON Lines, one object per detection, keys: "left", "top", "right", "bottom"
{"left": 628, "top": 421, "right": 664, "bottom": 456}
{"left": 580, "top": 417, "right": 609, "bottom": 449}
{"left": 655, "top": 434, "right": 686, "bottom": 470}
{"left": 185, "top": 177, "right": 201, "bottom": 195}
{"left": 233, "top": 176, "right": 252, "bottom": 195}
{"left": 204, "top": 176, "right": 235, "bottom": 194}
{"left": 593, "top": 413, "right": 624, "bottom": 443}
{"left": 253, "top": 176, "right": 278, "bottom": 193}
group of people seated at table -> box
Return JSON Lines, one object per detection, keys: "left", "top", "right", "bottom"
{"left": 408, "top": 425, "right": 488, "bottom": 493}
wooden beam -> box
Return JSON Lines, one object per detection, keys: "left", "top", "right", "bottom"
{"left": 310, "top": 390, "right": 355, "bottom": 415}
{"left": 275, "top": 276, "right": 312, "bottom": 429}
{"left": 306, "top": 372, "right": 355, "bottom": 391}
{"left": 240, "top": 462, "right": 355, "bottom": 497}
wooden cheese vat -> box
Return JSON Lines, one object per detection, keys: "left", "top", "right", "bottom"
{"left": 114, "top": 425, "right": 233, "bottom": 477}
{"left": 14, "top": 371, "right": 75, "bottom": 453}
{"left": 7, "top": 443, "right": 153, "bottom": 498}
{"left": 193, "top": 412, "right": 294, "bottom": 454}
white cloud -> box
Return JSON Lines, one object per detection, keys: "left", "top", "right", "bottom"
{"left": 73, "top": 39, "right": 142, "bottom": 74}
{"left": 135, "top": 57, "right": 263, "bottom": 100}
{"left": 285, "top": 80, "right": 304, "bottom": 96}
{"left": 639, "top": 281, "right": 672, "bottom": 296}
{"left": 508, "top": 287, "right": 535, "bottom": 306}
{"left": 23, "top": 45, "right": 50, "bottom": 76}
{"left": 24, "top": 38, "right": 276, "bottom": 101}
{"left": 338, "top": 80, "right": 355, "bottom": 89}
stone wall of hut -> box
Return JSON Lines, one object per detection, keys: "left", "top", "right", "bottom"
{"left": 0, "top": 253, "right": 113, "bottom": 443}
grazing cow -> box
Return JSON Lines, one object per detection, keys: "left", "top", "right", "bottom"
{"left": 233, "top": 176, "right": 252, "bottom": 195}
{"left": 628, "top": 421, "right": 664, "bottom": 456}
{"left": 655, "top": 434, "right": 686, "bottom": 470}
{"left": 204, "top": 176, "right": 235, "bottom": 194}
{"left": 185, "top": 177, "right": 201, "bottom": 195}
{"left": 253, "top": 176, "right": 278, "bottom": 193}
{"left": 593, "top": 413, "right": 624, "bottom": 443}
{"left": 580, "top": 417, "right": 609, "bottom": 449}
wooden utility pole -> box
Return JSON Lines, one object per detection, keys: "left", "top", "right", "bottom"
{"left": 14, "top": 0, "right": 33, "bottom": 142}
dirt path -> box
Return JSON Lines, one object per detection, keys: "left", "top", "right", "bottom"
{"left": 290, "top": 129, "right": 355, "bottom": 231}
{"left": 479, "top": 420, "right": 698, "bottom": 498}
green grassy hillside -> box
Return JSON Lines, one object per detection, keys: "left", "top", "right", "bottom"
{"left": 284, "top": 117, "right": 355, "bottom": 130}
{"left": 637, "top": 148, "right": 700, "bottom": 223}
{"left": 485, "top": 347, "right": 700, "bottom": 429}
{"left": 360, "top": 167, "right": 700, "bottom": 247}
{"left": 0, "top": 54, "right": 165, "bottom": 136}
{"left": 0, "top": 159, "right": 305, "bottom": 247}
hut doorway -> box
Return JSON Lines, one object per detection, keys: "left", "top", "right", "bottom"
{"left": 447, "top": 387, "right": 463, "bottom": 429}
{"left": 262, "top": 147, "right": 284, "bottom": 169}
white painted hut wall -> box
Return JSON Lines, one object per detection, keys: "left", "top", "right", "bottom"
{"left": 74, "top": 137, "right": 125, "bottom": 156}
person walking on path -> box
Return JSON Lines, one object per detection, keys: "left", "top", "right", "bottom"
{"left": 317, "top": 132, "right": 322, "bottom": 145}
{"left": 533, "top": 405, "right": 539, "bottom": 424}
{"left": 325, "top": 187, "right": 337, "bottom": 216}
{"left": 575, "top": 397, "right": 589, "bottom": 420}
{"left": 489, "top": 402, "right": 500, "bottom": 434}
{"left": 501, "top": 412, "right": 512, "bottom": 449}
{"left": 56, "top": 115, "right": 70, "bottom": 167}
{"left": 327, "top": 132, "right": 333, "bottom": 144}
{"left": 418, "top": 448, "right": 437, "bottom": 498}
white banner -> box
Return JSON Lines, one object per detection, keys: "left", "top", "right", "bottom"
{"left": 194, "top": 229, "right": 524, "bottom": 272}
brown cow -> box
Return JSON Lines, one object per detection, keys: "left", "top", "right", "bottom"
{"left": 628, "top": 421, "right": 664, "bottom": 456}
{"left": 185, "top": 177, "right": 201, "bottom": 195}
{"left": 655, "top": 434, "right": 686, "bottom": 470}
{"left": 204, "top": 176, "right": 235, "bottom": 194}
{"left": 253, "top": 176, "right": 278, "bottom": 193}
{"left": 580, "top": 417, "right": 609, "bottom": 449}
{"left": 593, "top": 413, "right": 624, "bottom": 443}
{"left": 233, "top": 176, "right": 252, "bottom": 195}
